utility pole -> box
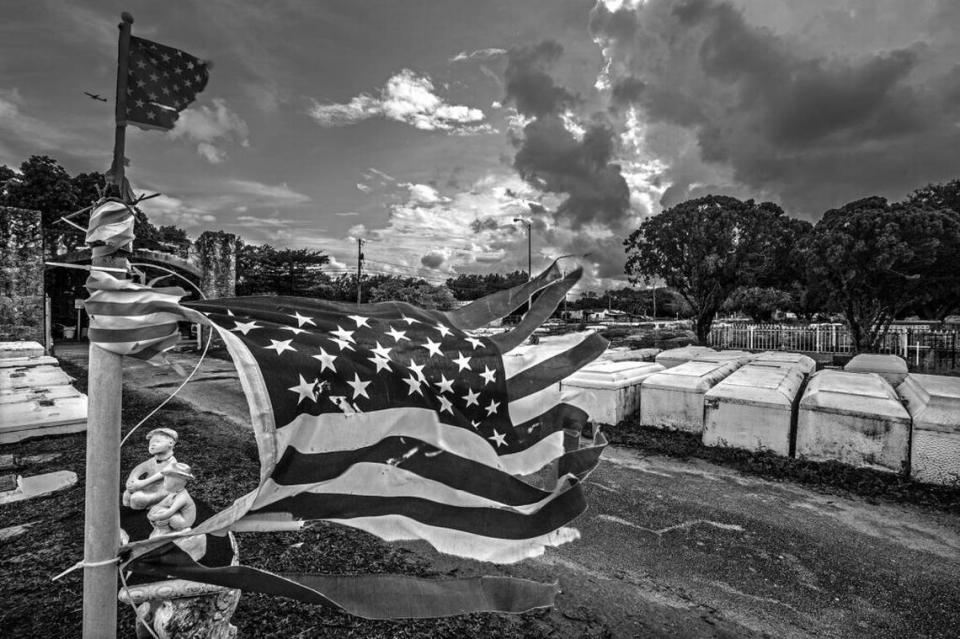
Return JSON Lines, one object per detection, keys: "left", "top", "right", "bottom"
{"left": 356, "top": 238, "right": 364, "bottom": 304}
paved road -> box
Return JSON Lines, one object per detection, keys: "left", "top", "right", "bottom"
{"left": 56, "top": 343, "right": 960, "bottom": 638}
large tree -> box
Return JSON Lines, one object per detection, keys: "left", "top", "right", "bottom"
{"left": 368, "top": 276, "right": 455, "bottom": 310}
{"left": 624, "top": 195, "right": 795, "bottom": 342}
{"left": 1, "top": 155, "right": 81, "bottom": 254}
{"left": 905, "top": 180, "right": 960, "bottom": 320}
{"left": 804, "top": 196, "right": 960, "bottom": 351}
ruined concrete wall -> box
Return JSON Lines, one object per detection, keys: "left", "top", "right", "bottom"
{"left": 193, "top": 230, "right": 237, "bottom": 299}
{"left": 0, "top": 207, "right": 44, "bottom": 343}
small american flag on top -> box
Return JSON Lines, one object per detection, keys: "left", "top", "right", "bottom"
{"left": 123, "top": 35, "right": 210, "bottom": 130}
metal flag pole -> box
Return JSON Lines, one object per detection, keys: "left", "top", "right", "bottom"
{"left": 82, "top": 12, "right": 133, "bottom": 638}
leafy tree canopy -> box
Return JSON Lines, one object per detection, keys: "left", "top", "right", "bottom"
{"left": 804, "top": 196, "right": 960, "bottom": 351}
{"left": 624, "top": 195, "right": 797, "bottom": 342}
{"left": 445, "top": 270, "right": 529, "bottom": 301}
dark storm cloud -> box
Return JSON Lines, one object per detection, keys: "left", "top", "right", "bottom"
{"left": 504, "top": 41, "right": 578, "bottom": 118}
{"left": 513, "top": 118, "right": 630, "bottom": 228}
{"left": 504, "top": 42, "right": 631, "bottom": 229}
{"left": 591, "top": 0, "right": 960, "bottom": 216}
{"left": 420, "top": 252, "right": 445, "bottom": 269}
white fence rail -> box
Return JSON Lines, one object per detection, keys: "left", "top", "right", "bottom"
{"left": 708, "top": 324, "right": 959, "bottom": 369}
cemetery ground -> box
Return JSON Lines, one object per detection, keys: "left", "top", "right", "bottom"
{"left": 1, "top": 346, "right": 959, "bottom": 638}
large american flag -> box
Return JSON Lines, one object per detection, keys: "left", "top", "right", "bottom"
{"left": 123, "top": 35, "right": 210, "bottom": 131}
{"left": 186, "top": 265, "right": 606, "bottom": 563}
{"left": 97, "top": 263, "right": 609, "bottom": 615}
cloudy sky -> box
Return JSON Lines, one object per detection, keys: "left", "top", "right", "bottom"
{"left": 2, "top": 0, "right": 958, "bottom": 292}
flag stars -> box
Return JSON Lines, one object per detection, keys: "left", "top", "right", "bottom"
{"left": 386, "top": 326, "right": 409, "bottom": 342}
{"left": 265, "top": 339, "right": 296, "bottom": 355}
{"left": 452, "top": 352, "right": 472, "bottom": 372}
{"left": 434, "top": 375, "right": 454, "bottom": 395}
{"left": 438, "top": 396, "right": 454, "bottom": 415}
{"left": 330, "top": 325, "right": 356, "bottom": 344}
{"left": 281, "top": 325, "right": 307, "bottom": 335}
{"left": 462, "top": 388, "right": 480, "bottom": 408}
{"left": 466, "top": 336, "right": 484, "bottom": 350}
{"left": 434, "top": 323, "right": 452, "bottom": 338}
{"left": 423, "top": 337, "right": 443, "bottom": 358}
{"left": 312, "top": 348, "right": 337, "bottom": 373}
{"left": 347, "top": 374, "right": 371, "bottom": 400}
{"left": 480, "top": 366, "right": 497, "bottom": 385}
{"left": 470, "top": 420, "right": 481, "bottom": 430}
{"left": 329, "top": 337, "right": 355, "bottom": 352}
{"left": 370, "top": 341, "right": 392, "bottom": 359}
{"left": 488, "top": 430, "right": 507, "bottom": 448}
{"left": 485, "top": 399, "right": 500, "bottom": 416}
{"left": 400, "top": 315, "right": 419, "bottom": 325}
{"left": 368, "top": 350, "right": 392, "bottom": 374}
{"left": 403, "top": 375, "right": 424, "bottom": 396}
{"left": 291, "top": 311, "right": 316, "bottom": 327}
{"left": 231, "top": 320, "right": 259, "bottom": 335}
{"left": 348, "top": 314, "right": 370, "bottom": 328}
{"left": 288, "top": 374, "right": 320, "bottom": 405}
{"left": 408, "top": 359, "right": 427, "bottom": 382}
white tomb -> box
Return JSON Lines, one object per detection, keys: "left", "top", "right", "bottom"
{"left": 0, "top": 341, "right": 45, "bottom": 359}
{"left": 796, "top": 370, "right": 910, "bottom": 473}
{"left": 561, "top": 360, "right": 664, "bottom": 426}
{"left": 702, "top": 364, "right": 805, "bottom": 455}
{"left": 844, "top": 353, "right": 909, "bottom": 387}
{"left": 640, "top": 360, "right": 742, "bottom": 433}
{"left": 751, "top": 351, "right": 817, "bottom": 376}
{"left": 0, "top": 343, "right": 87, "bottom": 444}
{"left": 897, "top": 374, "right": 960, "bottom": 486}
{"left": 691, "top": 349, "right": 756, "bottom": 366}
{"left": 655, "top": 345, "right": 716, "bottom": 369}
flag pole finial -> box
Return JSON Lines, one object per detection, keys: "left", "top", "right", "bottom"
{"left": 121, "top": 12, "right": 133, "bottom": 24}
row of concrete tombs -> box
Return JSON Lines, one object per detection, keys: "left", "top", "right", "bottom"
{"left": 552, "top": 345, "right": 958, "bottom": 486}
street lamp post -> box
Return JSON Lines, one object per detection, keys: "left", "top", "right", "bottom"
{"left": 513, "top": 217, "right": 532, "bottom": 315}
{"left": 513, "top": 217, "right": 531, "bottom": 279}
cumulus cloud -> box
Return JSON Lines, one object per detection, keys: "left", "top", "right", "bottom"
{"left": 308, "top": 69, "right": 492, "bottom": 134}
{"left": 171, "top": 98, "right": 249, "bottom": 164}
{"left": 420, "top": 250, "right": 448, "bottom": 269}
{"left": 590, "top": 0, "right": 960, "bottom": 215}
{"left": 404, "top": 183, "right": 446, "bottom": 206}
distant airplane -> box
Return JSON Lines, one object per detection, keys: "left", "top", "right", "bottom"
{"left": 84, "top": 92, "right": 107, "bottom": 102}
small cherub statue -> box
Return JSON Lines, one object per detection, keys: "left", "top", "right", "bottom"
{"left": 146, "top": 462, "right": 197, "bottom": 538}
{"left": 122, "top": 428, "right": 179, "bottom": 509}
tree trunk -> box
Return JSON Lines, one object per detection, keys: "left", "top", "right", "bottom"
{"left": 695, "top": 311, "right": 715, "bottom": 344}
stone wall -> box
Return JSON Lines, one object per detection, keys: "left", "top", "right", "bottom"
{"left": 193, "top": 230, "right": 237, "bottom": 299}
{"left": 0, "top": 207, "right": 44, "bottom": 343}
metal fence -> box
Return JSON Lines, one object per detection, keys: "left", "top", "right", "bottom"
{"left": 708, "top": 324, "right": 959, "bottom": 372}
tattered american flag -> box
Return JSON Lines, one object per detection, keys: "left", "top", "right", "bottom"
{"left": 123, "top": 35, "right": 210, "bottom": 130}
{"left": 107, "top": 262, "right": 609, "bottom": 616}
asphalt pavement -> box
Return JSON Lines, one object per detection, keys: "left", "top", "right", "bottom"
{"left": 54, "top": 341, "right": 960, "bottom": 638}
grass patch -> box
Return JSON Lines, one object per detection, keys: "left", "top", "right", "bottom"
{"left": 607, "top": 417, "right": 960, "bottom": 514}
